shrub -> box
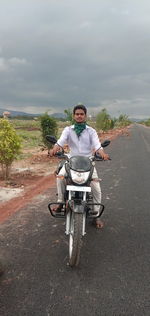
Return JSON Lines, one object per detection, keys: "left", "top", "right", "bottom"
{"left": 115, "top": 114, "right": 131, "bottom": 128}
{"left": 144, "top": 118, "right": 150, "bottom": 126}
{"left": 64, "top": 108, "right": 74, "bottom": 123}
{"left": 40, "top": 113, "right": 58, "bottom": 154}
{"left": 0, "top": 119, "right": 21, "bottom": 179}
{"left": 96, "top": 109, "right": 114, "bottom": 131}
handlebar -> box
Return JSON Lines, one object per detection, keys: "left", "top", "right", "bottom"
{"left": 54, "top": 152, "right": 111, "bottom": 161}
{"left": 46, "top": 134, "right": 111, "bottom": 161}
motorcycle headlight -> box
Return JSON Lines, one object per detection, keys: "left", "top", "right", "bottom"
{"left": 70, "top": 170, "right": 90, "bottom": 184}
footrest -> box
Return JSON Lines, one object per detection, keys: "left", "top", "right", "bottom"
{"left": 48, "top": 202, "right": 66, "bottom": 218}
{"left": 86, "top": 203, "right": 105, "bottom": 218}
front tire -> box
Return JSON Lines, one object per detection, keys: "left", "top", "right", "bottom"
{"left": 69, "top": 212, "right": 83, "bottom": 267}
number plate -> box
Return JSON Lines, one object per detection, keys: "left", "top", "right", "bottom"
{"left": 66, "top": 185, "right": 91, "bottom": 192}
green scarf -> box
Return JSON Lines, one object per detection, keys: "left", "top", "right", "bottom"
{"left": 74, "top": 122, "right": 86, "bottom": 137}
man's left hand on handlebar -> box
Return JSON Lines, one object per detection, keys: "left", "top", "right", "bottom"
{"left": 98, "top": 148, "right": 110, "bottom": 160}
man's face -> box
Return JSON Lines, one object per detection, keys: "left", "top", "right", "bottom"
{"left": 73, "top": 109, "right": 86, "bottom": 123}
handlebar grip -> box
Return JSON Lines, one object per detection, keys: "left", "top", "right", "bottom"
{"left": 94, "top": 155, "right": 111, "bottom": 161}
{"left": 95, "top": 157, "right": 103, "bottom": 161}
{"left": 55, "top": 151, "right": 63, "bottom": 157}
{"left": 55, "top": 151, "right": 67, "bottom": 159}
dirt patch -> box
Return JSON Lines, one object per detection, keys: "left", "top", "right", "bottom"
{"left": 0, "top": 174, "right": 56, "bottom": 223}
{"left": 0, "top": 126, "right": 130, "bottom": 223}
{"left": 0, "top": 151, "right": 58, "bottom": 223}
{"left": 0, "top": 152, "right": 57, "bottom": 188}
{"left": 98, "top": 127, "right": 130, "bottom": 141}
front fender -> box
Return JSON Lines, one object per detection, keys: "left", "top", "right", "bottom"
{"left": 73, "top": 203, "right": 85, "bottom": 214}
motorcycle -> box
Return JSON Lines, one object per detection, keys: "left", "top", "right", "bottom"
{"left": 46, "top": 135, "right": 110, "bottom": 267}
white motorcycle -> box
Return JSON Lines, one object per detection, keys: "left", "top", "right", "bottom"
{"left": 46, "top": 135, "right": 110, "bottom": 267}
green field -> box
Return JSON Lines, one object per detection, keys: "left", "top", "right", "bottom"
{"left": 10, "top": 119, "right": 70, "bottom": 156}
{"left": 10, "top": 120, "right": 42, "bottom": 150}
{"left": 11, "top": 119, "right": 41, "bottom": 129}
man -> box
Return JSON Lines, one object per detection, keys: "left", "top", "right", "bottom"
{"left": 50, "top": 104, "right": 110, "bottom": 228}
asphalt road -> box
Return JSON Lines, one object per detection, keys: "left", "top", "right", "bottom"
{"left": 0, "top": 124, "right": 150, "bottom": 316}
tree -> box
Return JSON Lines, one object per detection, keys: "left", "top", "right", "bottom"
{"left": 0, "top": 119, "right": 21, "bottom": 179}
{"left": 40, "top": 113, "right": 58, "bottom": 154}
{"left": 115, "top": 114, "right": 131, "bottom": 127}
{"left": 64, "top": 109, "right": 74, "bottom": 123}
{"left": 145, "top": 118, "right": 150, "bottom": 126}
{"left": 96, "top": 109, "right": 114, "bottom": 131}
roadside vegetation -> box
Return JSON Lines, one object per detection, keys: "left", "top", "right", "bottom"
{"left": 96, "top": 109, "right": 131, "bottom": 131}
{"left": 0, "top": 119, "right": 21, "bottom": 179}
{"left": 40, "top": 112, "right": 58, "bottom": 155}
{"left": 139, "top": 118, "right": 150, "bottom": 127}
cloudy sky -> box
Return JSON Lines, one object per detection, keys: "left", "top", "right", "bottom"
{"left": 0, "top": 0, "right": 150, "bottom": 118}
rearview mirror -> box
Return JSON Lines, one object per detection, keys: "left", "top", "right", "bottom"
{"left": 46, "top": 135, "right": 57, "bottom": 144}
{"left": 101, "top": 140, "right": 110, "bottom": 148}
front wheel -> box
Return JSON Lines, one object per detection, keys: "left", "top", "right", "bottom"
{"left": 69, "top": 212, "right": 83, "bottom": 267}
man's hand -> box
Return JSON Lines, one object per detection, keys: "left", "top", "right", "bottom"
{"left": 98, "top": 149, "right": 110, "bottom": 160}
{"left": 49, "top": 144, "right": 61, "bottom": 157}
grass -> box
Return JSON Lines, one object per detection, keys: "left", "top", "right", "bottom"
{"left": 8, "top": 120, "right": 43, "bottom": 160}
{"left": 16, "top": 130, "right": 42, "bottom": 149}
{"left": 11, "top": 119, "right": 63, "bottom": 159}
{"left": 15, "top": 129, "right": 43, "bottom": 160}
{"left": 11, "top": 119, "right": 41, "bottom": 129}
{"left": 9, "top": 119, "right": 43, "bottom": 153}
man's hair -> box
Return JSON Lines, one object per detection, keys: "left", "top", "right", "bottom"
{"left": 73, "top": 104, "right": 87, "bottom": 115}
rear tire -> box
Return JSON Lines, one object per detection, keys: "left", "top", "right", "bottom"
{"left": 69, "top": 212, "right": 83, "bottom": 267}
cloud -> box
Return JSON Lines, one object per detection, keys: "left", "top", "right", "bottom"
{"left": 0, "top": 56, "right": 28, "bottom": 72}
{"left": 0, "top": 0, "right": 150, "bottom": 118}
{"left": 0, "top": 58, "right": 8, "bottom": 72}
{"left": 79, "top": 21, "right": 92, "bottom": 29}
{"left": 8, "top": 57, "right": 28, "bottom": 66}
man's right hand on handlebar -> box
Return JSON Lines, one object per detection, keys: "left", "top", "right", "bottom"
{"left": 50, "top": 144, "right": 62, "bottom": 156}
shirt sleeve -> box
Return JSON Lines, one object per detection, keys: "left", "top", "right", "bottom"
{"left": 56, "top": 126, "right": 69, "bottom": 147}
{"left": 90, "top": 127, "right": 102, "bottom": 151}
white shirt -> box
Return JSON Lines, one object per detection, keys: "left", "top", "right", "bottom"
{"left": 56, "top": 125, "right": 102, "bottom": 157}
